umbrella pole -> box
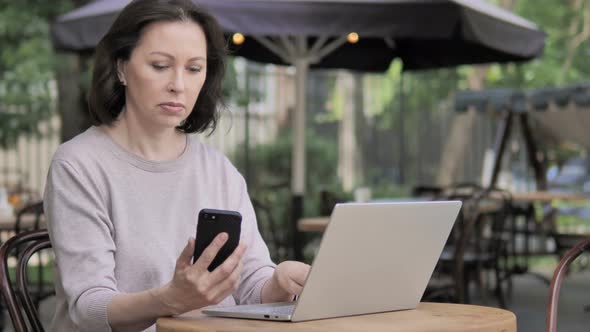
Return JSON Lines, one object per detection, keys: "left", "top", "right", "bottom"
{"left": 248, "top": 35, "right": 345, "bottom": 261}
{"left": 291, "top": 54, "right": 308, "bottom": 261}
{"left": 398, "top": 67, "right": 405, "bottom": 185}
{"left": 244, "top": 65, "right": 251, "bottom": 186}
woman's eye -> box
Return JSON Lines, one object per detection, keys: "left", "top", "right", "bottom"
{"left": 152, "top": 64, "right": 168, "bottom": 71}
{"left": 188, "top": 67, "right": 202, "bottom": 73}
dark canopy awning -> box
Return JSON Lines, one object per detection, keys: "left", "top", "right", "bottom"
{"left": 455, "top": 84, "right": 590, "bottom": 150}
{"left": 455, "top": 85, "right": 590, "bottom": 113}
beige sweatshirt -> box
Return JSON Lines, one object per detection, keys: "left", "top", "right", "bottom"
{"left": 44, "top": 126, "right": 275, "bottom": 331}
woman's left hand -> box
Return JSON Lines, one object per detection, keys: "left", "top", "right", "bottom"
{"left": 261, "top": 261, "right": 311, "bottom": 303}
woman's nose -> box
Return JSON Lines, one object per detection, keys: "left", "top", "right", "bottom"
{"left": 167, "top": 69, "right": 185, "bottom": 93}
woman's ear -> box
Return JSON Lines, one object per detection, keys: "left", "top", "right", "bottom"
{"left": 117, "top": 60, "right": 127, "bottom": 86}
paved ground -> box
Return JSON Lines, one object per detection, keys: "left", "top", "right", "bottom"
{"left": 2, "top": 268, "right": 590, "bottom": 331}
{"left": 470, "top": 268, "right": 590, "bottom": 332}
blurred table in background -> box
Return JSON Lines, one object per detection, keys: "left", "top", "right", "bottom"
{"left": 0, "top": 214, "right": 45, "bottom": 230}
{"left": 297, "top": 197, "right": 505, "bottom": 233}
{"left": 298, "top": 217, "right": 330, "bottom": 233}
{"left": 0, "top": 209, "right": 46, "bottom": 243}
{"left": 510, "top": 191, "right": 587, "bottom": 203}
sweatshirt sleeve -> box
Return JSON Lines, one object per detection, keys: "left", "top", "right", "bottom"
{"left": 44, "top": 159, "right": 118, "bottom": 331}
{"left": 231, "top": 174, "right": 276, "bottom": 305}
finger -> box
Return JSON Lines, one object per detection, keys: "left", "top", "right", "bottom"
{"left": 236, "top": 261, "right": 244, "bottom": 286}
{"left": 193, "top": 233, "right": 228, "bottom": 272}
{"left": 291, "top": 264, "right": 311, "bottom": 286}
{"left": 176, "top": 237, "right": 195, "bottom": 269}
{"left": 209, "top": 261, "right": 244, "bottom": 303}
{"left": 283, "top": 277, "right": 304, "bottom": 295}
{"left": 208, "top": 243, "right": 247, "bottom": 284}
{"left": 292, "top": 284, "right": 304, "bottom": 295}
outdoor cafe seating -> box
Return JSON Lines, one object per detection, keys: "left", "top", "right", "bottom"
{"left": 0, "top": 187, "right": 53, "bottom": 330}
{"left": 311, "top": 183, "right": 590, "bottom": 312}
{"left": 547, "top": 237, "right": 590, "bottom": 332}
{"left": 425, "top": 185, "right": 514, "bottom": 308}
{"left": 0, "top": 229, "right": 51, "bottom": 332}
{"left": 1, "top": 221, "right": 587, "bottom": 331}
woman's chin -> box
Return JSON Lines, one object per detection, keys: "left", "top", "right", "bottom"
{"left": 155, "top": 114, "right": 186, "bottom": 128}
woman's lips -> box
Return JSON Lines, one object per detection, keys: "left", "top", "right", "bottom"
{"left": 159, "top": 103, "right": 185, "bottom": 114}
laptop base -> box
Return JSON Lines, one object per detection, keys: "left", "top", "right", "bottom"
{"left": 203, "top": 302, "right": 295, "bottom": 321}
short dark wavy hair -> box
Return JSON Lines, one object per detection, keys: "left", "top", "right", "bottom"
{"left": 88, "top": 0, "right": 226, "bottom": 134}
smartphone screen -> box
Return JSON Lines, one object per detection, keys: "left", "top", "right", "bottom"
{"left": 193, "top": 208, "right": 242, "bottom": 272}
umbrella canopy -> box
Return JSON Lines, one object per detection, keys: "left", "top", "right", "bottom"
{"left": 53, "top": 0, "right": 545, "bottom": 71}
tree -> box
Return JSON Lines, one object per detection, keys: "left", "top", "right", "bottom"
{"left": 54, "top": 0, "right": 94, "bottom": 142}
{"left": 487, "top": 0, "right": 590, "bottom": 88}
{"left": 0, "top": 0, "right": 81, "bottom": 146}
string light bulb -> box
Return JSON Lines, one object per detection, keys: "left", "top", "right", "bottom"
{"left": 347, "top": 32, "right": 359, "bottom": 44}
{"left": 232, "top": 33, "right": 245, "bottom": 45}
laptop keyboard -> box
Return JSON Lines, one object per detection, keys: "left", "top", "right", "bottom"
{"left": 218, "top": 302, "right": 295, "bottom": 316}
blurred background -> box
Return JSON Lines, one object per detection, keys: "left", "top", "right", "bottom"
{"left": 2, "top": 0, "right": 590, "bottom": 331}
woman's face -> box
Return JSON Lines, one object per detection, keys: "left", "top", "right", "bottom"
{"left": 119, "top": 20, "right": 207, "bottom": 130}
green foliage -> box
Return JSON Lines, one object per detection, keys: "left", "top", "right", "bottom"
{"left": 234, "top": 129, "right": 343, "bottom": 213}
{"left": 365, "top": 0, "right": 590, "bottom": 115}
{"left": 484, "top": 0, "right": 590, "bottom": 168}
{"left": 486, "top": 0, "right": 590, "bottom": 88}
{"left": 8, "top": 261, "right": 54, "bottom": 284}
{"left": 222, "top": 59, "right": 265, "bottom": 108}
{"left": 232, "top": 129, "right": 345, "bottom": 261}
{"left": 0, "top": 0, "right": 75, "bottom": 147}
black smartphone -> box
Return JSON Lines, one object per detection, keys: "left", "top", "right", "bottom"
{"left": 193, "top": 208, "right": 242, "bottom": 272}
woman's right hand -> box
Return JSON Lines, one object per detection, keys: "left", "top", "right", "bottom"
{"left": 157, "top": 233, "right": 247, "bottom": 315}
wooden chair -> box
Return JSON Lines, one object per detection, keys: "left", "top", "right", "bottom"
{"left": 319, "top": 190, "right": 347, "bottom": 216}
{"left": 425, "top": 186, "right": 513, "bottom": 307}
{"left": 423, "top": 184, "right": 484, "bottom": 304}
{"left": 546, "top": 237, "right": 590, "bottom": 332}
{"left": 0, "top": 201, "right": 45, "bottom": 243}
{"left": 462, "top": 188, "right": 513, "bottom": 308}
{"left": 0, "top": 229, "right": 52, "bottom": 332}
{"left": 14, "top": 201, "right": 45, "bottom": 234}
{"left": 251, "top": 198, "right": 290, "bottom": 262}
{"left": 13, "top": 202, "right": 49, "bottom": 309}
{"left": 411, "top": 185, "right": 444, "bottom": 198}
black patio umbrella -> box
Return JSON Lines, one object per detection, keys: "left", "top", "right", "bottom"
{"left": 52, "top": 0, "right": 546, "bottom": 259}
{"left": 53, "top": 0, "right": 545, "bottom": 71}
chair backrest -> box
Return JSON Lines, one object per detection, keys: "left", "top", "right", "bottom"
{"left": 467, "top": 188, "right": 513, "bottom": 255}
{"left": 434, "top": 186, "right": 512, "bottom": 304}
{"left": 546, "top": 237, "right": 590, "bottom": 332}
{"left": 0, "top": 229, "right": 51, "bottom": 332}
{"left": 15, "top": 201, "right": 45, "bottom": 234}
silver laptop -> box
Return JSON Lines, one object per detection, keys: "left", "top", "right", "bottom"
{"left": 203, "top": 201, "right": 461, "bottom": 322}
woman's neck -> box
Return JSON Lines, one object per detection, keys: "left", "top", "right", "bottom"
{"left": 103, "top": 110, "right": 187, "bottom": 162}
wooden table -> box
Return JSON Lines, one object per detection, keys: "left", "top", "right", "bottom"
{"left": 297, "top": 199, "right": 504, "bottom": 233}
{"left": 510, "top": 191, "right": 587, "bottom": 203}
{"left": 298, "top": 217, "right": 330, "bottom": 232}
{"left": 298, "top": 192, "right": 589, "bottom": 233}
{"left": 156, "top": 302, "right": 516, "bottom": 332}
{"left": 0, "top": 214, "right": 45, "bottom": 233}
